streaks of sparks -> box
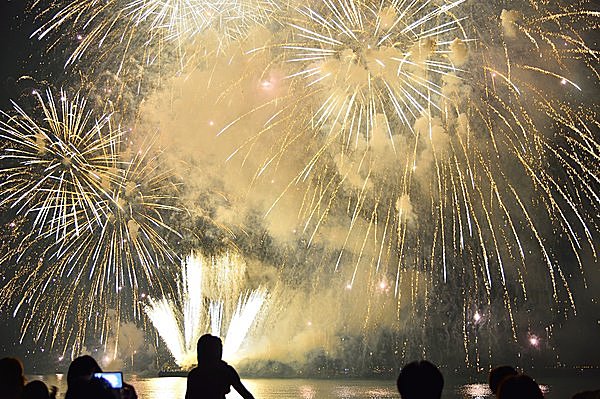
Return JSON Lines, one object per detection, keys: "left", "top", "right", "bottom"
{"left": 218, "top": 0, "right": 599, "bottom": 365}
{"left": 33, "top": 0, "right": 281, "bottom": 71}
{"left": 0, "top": 90, "right": 183, "bottom": 356}
{"left": 0, "top": 89, "right": 120, "bottom": 245}
{"left": 145, "top": 253, "right": 267, "bottom": 368}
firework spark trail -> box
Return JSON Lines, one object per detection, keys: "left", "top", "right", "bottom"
{"left": 145, "top": 253, "right": 267, "bottom": 368}
{"left": 0, "top": 89, "right": 120, "bottom": 246}
{"left": 222, "top": 289, "right": 268, "bottom": 360}
{"left": 2, "top": 0, "right": 598, "bottom": 368}
{"left": 146, "top": 297, "right": 186, "bottom": 362}
{"left": 183, "top": 252, "right": 204, "bottom": 349}
{"left": 209, "top": 0, "right": 600, "bottom": 364}
{"left": 32, "top": 0, "right": 282, "bottom": 76}
{"left": 0, "top": 91, "right": 183, "bottom": 355}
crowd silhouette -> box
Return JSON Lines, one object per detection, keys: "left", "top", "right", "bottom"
{"left": 2, "top": 349, "right": 599, "bottom": 398}
{"left": 393, "top": 360, "right": 599, "bottom": 399}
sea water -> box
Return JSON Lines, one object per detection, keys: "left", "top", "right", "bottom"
{"left": 29, "top": 374, "right": 599, "bottom": 398}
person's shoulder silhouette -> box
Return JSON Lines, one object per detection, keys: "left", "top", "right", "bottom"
{"left": 497, "top": 374, "right": 543, "bottom": 399}
{"left": 185, "top": 334, "right": 254, "bottom": 399}
{"left": 0, "top": 357, "right": 25, "bottom": 399}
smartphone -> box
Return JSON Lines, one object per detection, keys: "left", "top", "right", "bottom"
{"left": 94, "top": 372, "right": 123, "bottom": 389}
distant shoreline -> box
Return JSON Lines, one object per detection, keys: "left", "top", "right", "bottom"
{"left": 27, "top": 365, "right": 600, "bottom": 380}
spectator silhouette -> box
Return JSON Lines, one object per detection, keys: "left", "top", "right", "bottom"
{"left": 185, "top": 334, "right": 254, "bottom": 399}
{"left": 76, "top": 378, "right": 117, "bottom": 399}
{"left": 65, "top": 355, "right": 136, "bottom": 399}
{"left": 497, "top": 374, "right": 543, "bottom": 399}
{"left": 65, "top": 355, "right": 102, "bottom": 399}
{"left": 22, "top": 380, "right": 57, "bottom": 399}
{"left": 489, "top": 365, "right": 518, "bottom": 396}
{"left": 0, "top": 357, "right": 25, "bottom": 399}
{"left": 396, "top": 360, "right": 444, "bottom": 399}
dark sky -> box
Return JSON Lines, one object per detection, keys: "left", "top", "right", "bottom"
{"left": 1, "top": 1, "right": 52, "bottom": 370}
{"left": 1, "top": 1, "right": 42, "bottom": 108}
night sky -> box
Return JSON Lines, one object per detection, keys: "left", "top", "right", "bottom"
{"left": 1, "top": 0, "right": 57, "bottom": 371}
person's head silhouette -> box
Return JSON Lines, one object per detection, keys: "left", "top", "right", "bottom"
{"left": 396, "top": 360, "right": 444, "bottom": 399}
{"left": 0, "top": 357, "right": 25, "bottom": 399}
{"left": 197, "top": 334, "right": 223, "bottom": 364}
{"left": 22, "top": 380, "right": 51, "bottom": 399}
{"left": 489, "top": 365, "right": 518, "bottom": 396}
{"left": 498, "top": 374, "right": 543, "bottom": 399}
{"left": 67, "top": 355, "right": 102, "bottom": 386}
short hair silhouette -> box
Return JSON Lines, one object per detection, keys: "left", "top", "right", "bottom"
{"left": 67, "top": 355, "right": 102, "bottom": 386}
{"left": 197, "top": 334, "right": 223, "bottom": 364}
{"left": 489, "top": 365, "right": 518, "bottom": 395}
{"left": 0, "top": 357, "right": 25, "bottom": 399}
{"left": 22, "top": 380, "right": 51, "bottom": 399}
{"left": 396, "top": 360, "right": 444, "bottom": 399}
{"left": 497, "top": 374, "right": 543, "bottom": 399}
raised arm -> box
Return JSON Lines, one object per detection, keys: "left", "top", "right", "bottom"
{"left": 229, "top": 366, "right": 254, "bottom": 399}
{"left": 232, "top": 379, "right": 255, "bottom": 399}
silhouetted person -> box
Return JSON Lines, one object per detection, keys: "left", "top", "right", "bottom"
{"left": 65, "top": 355, "right": 102, "bottom": 399}
{"left": 22, "top": 380, "right": 57, "bottom": 399}
{"left": 186, "top": 334, "right": 254, "bottom": 399}
{"left": 489, "top": 365, "right": 518, "bottom": 396}
{"left": 497, "top": 374, "right": 544, "bottom": 399}
{"left": 77, "top": 378, "right": 117, "bottom": 399}
{"left": 0, "top": 357, "right": 25, "bottom": 399}
{"left": 67, "top": 355, "right": 102, "bottom": 382}
{"left": 65, "top": 356, "right": 136, "bottom": 399}
{"left": 396, "top": 360, "right": 444, "bottom": 399}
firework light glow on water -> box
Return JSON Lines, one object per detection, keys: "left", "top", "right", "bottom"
{"left": 0, "top": 0, "right": 598, "bottom": 369}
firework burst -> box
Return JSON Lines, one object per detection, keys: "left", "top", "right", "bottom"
{"left": 0, "top": 89, "right": 120, "bottom": 246}
{"left": 125, "top": 0, "right": 281, "bottom": 42}
{"left": 0, "top": 90, "right": 184, "bottom": 355}
{"left": 145, "top": 253, "right": 267, "bottom": 368}
{"left": 32, "top": 0, "right": 282, "bottom": 76}
{"left": 285, "top": 0, "right": 468, "bottom": 145}
{"left": 214, "top": 0, "right": 600, "bottom": 367}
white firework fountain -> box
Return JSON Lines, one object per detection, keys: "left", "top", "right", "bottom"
{"left": 145, "top": 253, "right": 267, "bottom": 369}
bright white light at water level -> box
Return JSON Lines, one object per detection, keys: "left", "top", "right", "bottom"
{"left": 145, "top": 253, "right": 267, "bottom": 368}
{"left": 460, "top": 383, "right": 491, "bottom": 398}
